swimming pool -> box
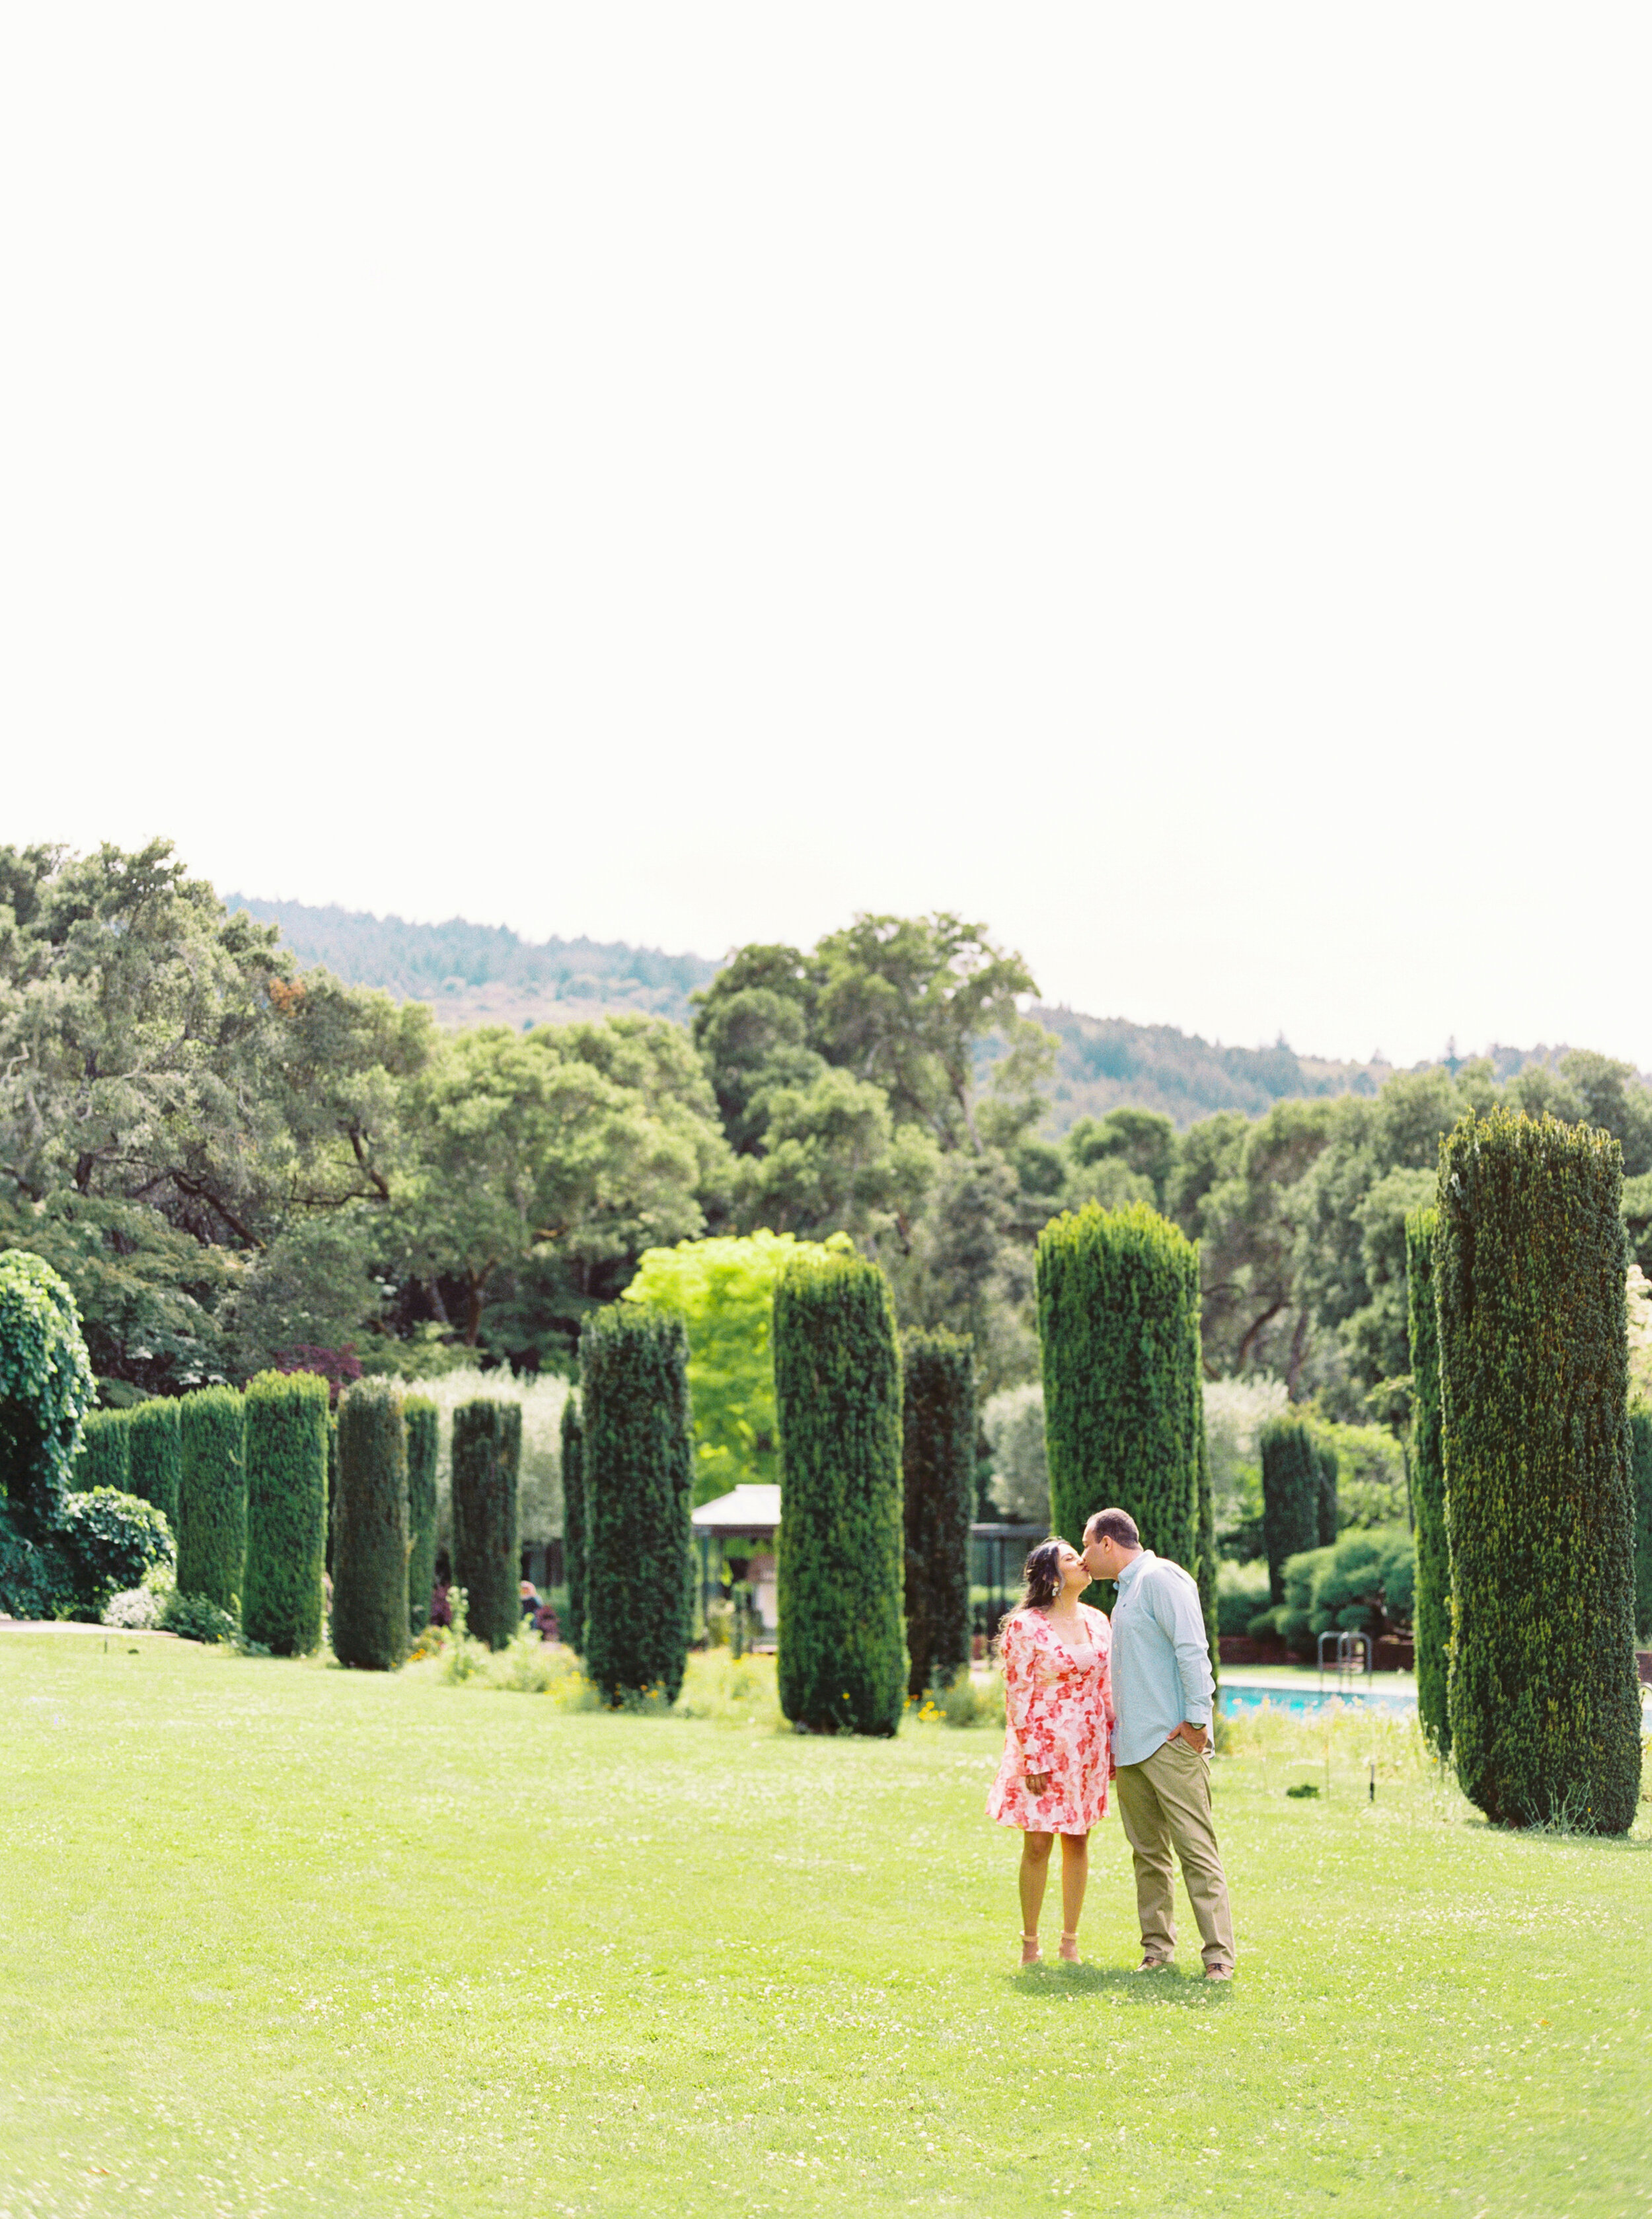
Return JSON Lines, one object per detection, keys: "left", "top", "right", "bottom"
{"left": 1220, "top": 1682, "right": 1417, "bottom": 1716}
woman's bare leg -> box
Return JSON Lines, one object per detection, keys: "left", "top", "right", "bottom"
{"left": 1059, "top": 1830, "right": 1090, "bottom": 1955}
{"left": 1019, "top": 1830, "right": 1054, "bottom": 1953}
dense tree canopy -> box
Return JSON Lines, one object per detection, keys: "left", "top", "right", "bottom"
{"left": 9, "top": 841, "right": 1652, "bottom": 1489}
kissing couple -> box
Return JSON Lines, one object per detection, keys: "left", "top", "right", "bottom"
{"left": 986, "top": 1507, "right": 1236, "bottom": 1980}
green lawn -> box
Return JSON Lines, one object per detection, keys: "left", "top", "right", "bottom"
{"left": 2, "top": 1630, "right": 1648, "bottom": 2219}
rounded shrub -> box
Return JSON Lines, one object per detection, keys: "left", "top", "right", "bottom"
{"left": 0, "top": 1248, "right": 94, "bottom": 1534}
{"left": 1259, "top": 1417, "right": 1320, "bottom": 1609}
{"left": 580, "top": 1306, "right": 694, "bottom": 1704}
{"left": 75, "top": 1408, "right": 133, "bottom": 1495}
{"left": 901, "top": 1327, "right": 975, "bottom": 1698}
{"left": 1406, "top": 1206, "right": 1450, "bottom": 1754}
{"left": 60, "top": 1487, "right": 174, "bottom": 1612}
{"left": 773, "top": 1250, "right": 905, "bottom": 1736}
{"left": 127, "top": 1400, "right": 182, "bottom": 1530}
{"left": 332, "top": 1377, "right": 409, "bottom": 1671}
{"left": 242, "top": 1369, "right": 329, "bottom": 1657}
{"left": 405, "top": 1395, "right": 439, "bottom": 1637}
{"left": 177, "top": 1386, "right": 246, "bottom": 1612}
{"left": 1437, "top": 1108, "right": 1641, "bottom": 1833}
{"left": 560, "top": 1391, "right": 586, "bottom": 1656}
{"left": 1036, "top": 1203, "right": 1203, "bottom": 1596}
{"left": 451, "top": 1399, "right": 522, "bottom": 1652}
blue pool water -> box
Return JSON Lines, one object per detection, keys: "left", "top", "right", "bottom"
{"left": 1221, "top": 1682, "right": 1417, "bottom": 1717}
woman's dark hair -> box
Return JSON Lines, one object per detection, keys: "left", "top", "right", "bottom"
{"left": 1018, "top": 1538, "right": 1065, "bottom": 1610}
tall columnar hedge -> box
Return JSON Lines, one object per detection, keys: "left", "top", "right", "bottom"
{"left": 560, "top": 1391, "right": 586, "bottom": 1655}
{"left": 177, "top": 1386, "right": 246, "bottom": 1610}
{"left": 1194, "top": 1404, "right": 1219, "bottom": 1687}
{"left": 75, "top": 1408, "right": 132, "bottom": 1495}
{"left": 405, "top": 1395, "right": 439, "bottom": 1637}
{"left": 1436, "top": 1110, "right": 1641, "bottom": 1832}
{"left": 0, "top": 1248, "right": 94, "bottom": 1533}
{"left": 580, "top": 1306, "right": 694, "bottom": 1704}
{"left": 242, "top": 1369, "right": 329, "bottom": 1656}
{"left": 1633, "top": 1410, "right": 1652, "bottom": 1646}
{"left": 1036, "top": 1203, "right": 1203, "bottom": 1601}
{"left": 773, "top": 1251, "right": 905, "bottom": 1735}
{"left": 332, "top": 1378, "right": 408, "bottom": 1671}
{"left": 1259, "top": 1417, "right": 1320, "bottom": 1608}
{"left": 1406, "top": 1206, "right": 1450, "bottom": 1754}
{"left": 901, "top": 1327, "right": 975, "bottom": 1698}
{"left": 1314, "top": 1440, "right": 1339, "bottom": 1548}
{"left": 128, "top": 1399, "right": 182, "bottom": 1530}
{"left": 451, "top": 1399, "right": 522, "bottom": 1651}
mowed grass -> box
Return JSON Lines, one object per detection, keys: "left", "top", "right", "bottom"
{"left": 1, "top": 1632, "right": 1649, "bottom": 2219}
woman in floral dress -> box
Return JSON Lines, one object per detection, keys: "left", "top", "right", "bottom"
{"left": 987, "top": 1538, "right": 1115, "bottom": 1965}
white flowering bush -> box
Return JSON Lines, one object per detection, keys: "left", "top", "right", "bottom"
{"left": 102, "top": 1586, "right": 163, "bottom": 1630}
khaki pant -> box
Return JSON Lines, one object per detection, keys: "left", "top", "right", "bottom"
{"left": 1113, "top": 1736, "right": 1236, "bottom": 1973}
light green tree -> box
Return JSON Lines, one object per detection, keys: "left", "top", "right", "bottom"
{"left": 624, "top": 1228, "right": 853, "bottom": 1503}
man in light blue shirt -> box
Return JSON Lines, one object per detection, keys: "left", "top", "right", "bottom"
{"left": 1083, "top": 1506, "right": 1235, "bottom": 1979}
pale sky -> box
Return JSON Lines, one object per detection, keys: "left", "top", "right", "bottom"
{"left": 3, "top": 7, "right": 1648, "bottom": 1068}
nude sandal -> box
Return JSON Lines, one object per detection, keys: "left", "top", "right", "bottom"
{"left": 1058, "top": 1932, "right": 1080, "bottom": 1963}
{"left": 1020, "top": 1932, "right": 1042, "bottom": 1965}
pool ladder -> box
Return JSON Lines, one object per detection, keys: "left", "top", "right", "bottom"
{"left": 1318, "top": 1628, "right": 1372, "bottom": 1696}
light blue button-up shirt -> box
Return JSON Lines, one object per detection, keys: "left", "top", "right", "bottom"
{"left": 1108, "top": 1550, "right": 1215, "bottom": 1769}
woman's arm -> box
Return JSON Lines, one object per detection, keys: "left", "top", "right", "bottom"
{"left": 1001, "top": 1617, "right": 1052, "bottom": 1774}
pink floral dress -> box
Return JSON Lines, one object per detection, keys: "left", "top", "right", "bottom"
{"left": 987, "top": 1603, "right": 1115, "bottom": 1835}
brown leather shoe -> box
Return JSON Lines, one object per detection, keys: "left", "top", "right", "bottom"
{"left": 1203, "top": 1965, "right": 1235, "bottom": 1981}
{"left": 1135, "top": 1956, "right": 1173, "bottom": 1972}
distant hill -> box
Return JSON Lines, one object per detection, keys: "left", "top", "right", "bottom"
{"left": 1023, "top": 1006, "right": 1388, "bottom": 1133}
{"left": 235, "top": 895, "right": 1587, "bottom": 1129}
{"left": 227, "top": 895, "right": 720, "bottom": 1028}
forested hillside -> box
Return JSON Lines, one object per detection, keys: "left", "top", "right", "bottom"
{"left": 227, "top": 895, "right": 718, "bottom": 1028}
{"left": 236, "top": 893, "right": 1406, "bottom": 1125}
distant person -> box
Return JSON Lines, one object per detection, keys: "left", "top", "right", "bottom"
{"left": 1082, "top": 1507, "right": 1235, "bottom": 1980}
{"left": 430, "top": 1580, "right": 453, "bottom": 1629}
{"left": 519, "top": 1577, "right": 541, "bottom": 1622}
{"left": 985, "top": 1538, "right": 1115, "bottom": 1965}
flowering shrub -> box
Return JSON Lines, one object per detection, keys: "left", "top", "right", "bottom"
{"left": 103, "top": 1586, "right": 163, "bottom": 1630}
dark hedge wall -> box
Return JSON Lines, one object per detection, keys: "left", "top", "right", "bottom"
{"left": 75, "top": 1408, "right": 132, "bottom": 1495}
{"left": 774, "top": 1251, "right": 905, "bottom": 1736}
{"left": 560, "top": 1391, "right": 586, "bottom": 1656}
{"left": 901, "top": 1327, "right": 975, "bottom": 1699}
{"left": 1315, "top": 1440, "right": 1339, "bottom": 1548}
{"left": 1259, "top": 1417, "right": 1320, "bottom": 1608}
{"left": 1406, "top": 1206, "right": 1450, "bottom": 1754}
{"left": 177, "top": 1386, "right": 246, "bottom": 1611}
{"left": 242, "top": 1370, "right": 328, "bottom": 1656}
{"left": 1437, "top": 1109, "right": 1641, "bottom": 1832}
{"left": 127, "top": 1400, "right": 181, "bottom": 1531}
{"left": 451, "top": 1400, "right": 521, "bottom": 1651}
{"left": 580, "top": 1308, "right": 693, "bottom": 1704}
{"left": 1633, "top": 1409, "right": 1652, "bottom": 1646}
{"left": 332, "top": 1377, "right": 408, "bottom": 1671}
{"left": 404, "top": 1396, "right": 439, "bottom": 1637}
{"left": 1037, "top": 1203, "right": 1203, "bottom": 1602}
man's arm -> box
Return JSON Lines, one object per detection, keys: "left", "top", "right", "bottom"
{"left": 1150, "top": 1567, "right": 1214, "bottom": 1746}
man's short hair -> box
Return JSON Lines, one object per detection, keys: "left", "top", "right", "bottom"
{"left": 1085, "top": 1507, "right": 1140, "bottom": 1550}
